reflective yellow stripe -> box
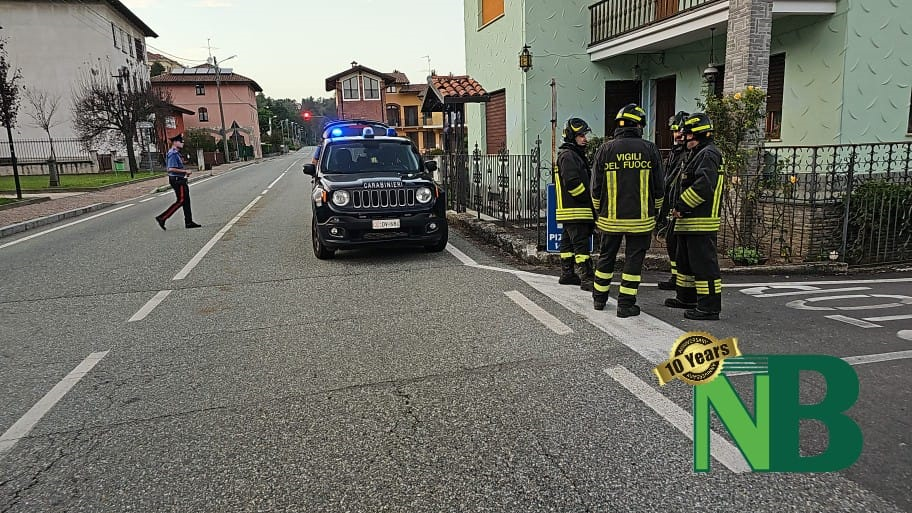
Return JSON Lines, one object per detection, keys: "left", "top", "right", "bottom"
{"left": 682, "top": 188, "right": 703, "bottom": 208}
{"left": 677, "top": 274, "right": 695, "bottom": 287}
{"left": 712, "top": 175, "right": 724, "bottom": 217}
{"left": 619, "top": 286, "right": 638, "bottom": 295}
{"left": 555, "top": 176, "right": 563, "bottom": 209}
{"left": 621, "top": 273, "right": 641, "bottom": 282}
{"left": 575, "top": 254, "right": 591, "bottom": 263}
{"left": 640, "top": 169, "right": 649, "bottom": 219}
{"left": 694, "top": 280, "right": 709, "bottom": 287}
{"left": 606, "top": 170, "right": 617, "bottom": 219}
{"left": 560, "top": 252, "right": 574, "bottom": 259}
{"left": 621, "top": 112, "right": 642, "bottom": 122}
{"left": 569, "top": 183, "right": 586, "bottom": 196}
{"left": 595, "top": 270, "right": 614, "bottom": 280}
{"left": 596, "top": 217, "right": 656, "bottom": 233}
{"left": 592, "top": 197, "right": 601, "bottom": 210}
{"left": 714, "top": 279, "right": 723, "bottom": 293}
{"left": 689, "top": 124, "right": 712, "bottom": 133}
{"left": 655, "top": 198, "right": 664, "bottom": 210}
{"left": 674, "top": 218, "right": 721, "bottom": 232}
{"left": 594, "top": 282, "right": 611, "bottom": 292}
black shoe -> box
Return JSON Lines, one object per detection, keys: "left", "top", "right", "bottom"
{"left": 580, "top": 280, "right": 594, "bottom": 292}
{"left": 156, "top": 216, "right": 166, "bottom": 230}
{"left": 657, "top": 277, "right": 676, "bottom": 291}
{"left": 665, "top": 297, "right": 697, "bottom": 309}
{"left": 685, "top": 309, "right": 720, "bottom": 321}
{"left": 617, "top": 304, "right": 641, "bottom": 318}
{"left": 594, "top": 300, "right": 606, "bottom": 311}
{"left": 186, "top": 222, "right": 202, "bottom": 229}
{"left": 558, "top": 274, "right": 581, "bottom": 286}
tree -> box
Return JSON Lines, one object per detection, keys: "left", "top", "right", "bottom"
{"left": 23, "top": 87, "right": 64, "bottom": 186}
{"left": 0, "top": 31, "right": 23, "bottom": 199}
{"left": 72, "top": 66, "right": 170, "bottom": 177}
{"left": 150, "top": 62, "right": 165, "bottom": 77}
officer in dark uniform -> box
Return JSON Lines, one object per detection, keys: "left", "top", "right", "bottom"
{"left": 590, "top": 104, "right": 665, "bottom": 317}
{"left": 555, "top": 118, "right": 596, "bottom": 291}
{"left": 665, "top": 112, "right": 724, "bottom": 320}
{"left": 156, "top": 133, "right": 201, "bottom": 230}
{"left": 658, "top": 111, "right": 690, "bottom": 290}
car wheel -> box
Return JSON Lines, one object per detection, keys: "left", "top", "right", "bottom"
{"left": 312, "top": 215, "right": 335, "bottom": 260}
{"left": 425, "top": 224, "right": 448, "bottom": 252}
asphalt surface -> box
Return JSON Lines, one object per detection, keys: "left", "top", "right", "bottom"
{"left": 0, "top": 150, "right": 909, "bottom": 512}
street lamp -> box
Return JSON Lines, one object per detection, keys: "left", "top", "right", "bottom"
{"left": 519, "top": 44, "right": 532, "bottom": 72}
{"left": 213, "top": 53, "right": 237, "bottom": 163}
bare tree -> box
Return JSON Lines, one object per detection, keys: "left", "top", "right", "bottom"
{"left": 0, "top": 30, "right": 24, "bottom": 199}
{"left": 72, "top": 66, "right": 170, "bottom": 177}
{"left": 23, "top": 87, "right": 64, "bottom": 186}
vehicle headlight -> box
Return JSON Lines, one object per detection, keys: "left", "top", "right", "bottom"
{"left": 416, "top": 186, "right": 433, "bottom": 204}
{"left": 332, "top": 190, "right": 350, "bottom": 206}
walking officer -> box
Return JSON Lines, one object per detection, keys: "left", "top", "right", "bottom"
{"left": 658, "top": 111, "right": 690, "bottom": 290}
{"left": 155, "top": 133, "right": 201, "bottom": 230}
{"left": 590, "top": 104, "right": 664, "bottom": 317}
{"left": 555, "top": 118, "right": 596, "bottom": 291}
{"left": 665, "top": 112, "right": 724, "bottom": 320}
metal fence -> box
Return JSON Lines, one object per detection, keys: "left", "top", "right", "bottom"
{"left": 720, "top": 142, "right": 912, "bottom": 265}
{"left": 589, "top": 0, "right": 722, "bottom": 45}
{"left": 0, "top": 138, "right": 93, "bottom": 164}
{"left": 432, "top": 138, "right": 547, "bottom": 248}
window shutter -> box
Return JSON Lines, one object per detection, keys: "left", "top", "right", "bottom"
{"left": 767, "top": 54, "right": 785, "bottom": 112}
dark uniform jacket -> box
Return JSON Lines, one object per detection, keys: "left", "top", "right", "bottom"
{"left": 659, "top": 144, "right": 688, "bottom": 223}
{"left": 674, "top": 140, "right": 724, "bottom": 234}
{"left": 590, "top": 127, "right": 665, "bottom": 233}
{"left": 555, "top": 142, "right": 595, "bottom": 223}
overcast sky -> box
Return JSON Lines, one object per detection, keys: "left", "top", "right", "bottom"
{"left": 123, "top": 0, "right": 467, "bottom": 101}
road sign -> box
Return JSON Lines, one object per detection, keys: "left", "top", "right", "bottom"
{"left": 546, "top": 184, "right": 594, "bottom": 253}
{"left": 136, "top": 121, "right": 153, "bottom": 129}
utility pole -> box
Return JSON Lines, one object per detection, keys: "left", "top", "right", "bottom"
{"left": 213, "top": 55, "right": 230, "bottom": 163}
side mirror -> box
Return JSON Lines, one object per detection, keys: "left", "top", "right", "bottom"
{"left": 303, "top": 163, "right": 316, "bottom": 176}
{"left": 424, "top": 160, "right": 438, "bottom": 172}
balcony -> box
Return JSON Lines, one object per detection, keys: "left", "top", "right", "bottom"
{"left": 589, "top": 0, "right": 837, "bottom": 60}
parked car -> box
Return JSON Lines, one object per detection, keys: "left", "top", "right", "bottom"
{"left": 303, "top": 120, "right": 448, "bottom": 259}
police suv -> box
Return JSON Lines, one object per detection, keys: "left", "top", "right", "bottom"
{"left": 303, "top": 120, "right": 448, "bottom": 259}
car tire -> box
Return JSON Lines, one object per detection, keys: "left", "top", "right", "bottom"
{"left": 312, "top": 215, "right": 335, "bottom": 260}
{"left": 425, "top": 224, "right": 448, "bottom": 252}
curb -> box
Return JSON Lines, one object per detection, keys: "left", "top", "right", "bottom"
{"left": 0, "top": 197, "right": 51, "bottom": 212}
{"left": 447, "top": 211, "right": 853, "bottom": 275}
{"left": 0, "top": 203, "right": 115, "bottom": 239}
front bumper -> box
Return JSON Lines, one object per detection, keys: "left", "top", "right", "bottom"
{"left": 316, "top": 212, "right": 446, "bottom": 248}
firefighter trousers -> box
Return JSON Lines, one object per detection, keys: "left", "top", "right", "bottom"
{"left": 674, "top": 233, "right": 722, "bottom": 313}
{"left": 665, "top": 218, "right": 678, "bottom": 279}
{"left": 593, "top": 233, "right": 651, "bottom": 307}
{"left": 559, "top": 223, "right": 594, "bottom": 264}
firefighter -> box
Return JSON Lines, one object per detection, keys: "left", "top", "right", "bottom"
{"left": 658, "top": 111, "right": 690, "bottom": 290}
{"left": 590, "top": 104, "right": 664, "bottom": 317}
{"left": 665, "top": 112, "right": 724, "bottom": 320}
{"left": 555, "top": 117, "right": 596, "bottom": 291}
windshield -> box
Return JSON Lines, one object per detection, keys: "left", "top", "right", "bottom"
{"left": 322, "top": 141, "right": 420, "bottom": 174}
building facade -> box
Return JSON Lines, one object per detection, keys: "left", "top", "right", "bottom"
{"left": 464, "top": 0, "right": 912, "bottom": 156}
{"left": 152, "top": 66, "right": 264, "bottom": 159}
{"left": 385, "top": 71, "right": 445, "bottom": 151}
{"left": 324, "top": 63, "right": 396, "bottom": 122}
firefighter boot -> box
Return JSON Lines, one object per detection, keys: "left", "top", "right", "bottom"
{"left": 558, "top": 258, "right": 581, "bottom": 286}
{"left": 578, "top": 259, "right": 595, "bottom": 292}
{"left": 657, "top": 275, "right": 677, "bottom": 290}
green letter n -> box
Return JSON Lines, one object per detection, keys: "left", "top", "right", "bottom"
{"left": 694, "top": 374, "right": 770, "bottom": 471}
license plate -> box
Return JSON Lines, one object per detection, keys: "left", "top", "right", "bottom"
{"left": 372, "top": 219, "right": 401, "bottom": 230}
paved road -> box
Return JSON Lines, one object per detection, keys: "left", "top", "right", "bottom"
{"left": 0, "top": 151, "right": 908, "bottom": 512}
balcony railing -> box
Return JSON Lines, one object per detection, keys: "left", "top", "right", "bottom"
{"left": 590, "top": 0, "right": 723, "bottom": 46}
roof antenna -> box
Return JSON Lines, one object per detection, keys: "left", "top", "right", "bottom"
{"left": 422, "top": 55, "right": 431, "bottom": 77}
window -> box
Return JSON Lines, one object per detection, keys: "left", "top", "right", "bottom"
{"left": 112, "top": 23, "right": 118, "bottom": 48}
{"left": 364, "top": 77, "right": 380, "bottom": 100}
{"left": 422, "top": 112, "right": 433, "bottom": 125}
{"left": 387, "top": 85, "right": 396, "bottom": 93}
{"left": 128, "top": 34, "right": 134, "bottom": 57}
{"left": 423, "top": 131, "right": 436, "bottom": 149}
{"left": 404, "top": 106, "right": 419, "bottom": 126}
{"left": 120, "top": 29, "right": 128, "bottom": 54}
{"left": 322, "top": 141, "right": 419, "bottom": 173}
{"left": 165, "top": 116, "right": 177, "bottom": 129}
{"left": 406, "top": 132, "right": 419, "bottom": 146}
{"left": 712, "top": 65, "right": 725, "bottom": 99}
{"left": 135, "top": 39, "right": 145, "bottom": 62}
{"left": 199, "top": 107, "right": 209, "bottom": 122}
{"left": 386, "top": 104, "right": 401, "bottom": 126}
{"left": 343, "top": 77, "right": 359, "bottom": 99}
{"left": 196, "top": 84, "right": 206, "bottom": 96}
{"left": 766, "top": 54, "right": 785, "bottom": 140}
{"left": 480, "top": 0, "right": 504, "bottom": 27}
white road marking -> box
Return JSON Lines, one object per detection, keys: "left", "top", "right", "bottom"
{"left": 262, "top": 189, "right": 269, "bottom": 195}
{"left": 863, "top": 314, "right": 912, "bottom": 322}
{"left": 268, "top": 174, "right": 285, "bottom": 189}
{"left": 0, "top": 351, "right": 109, "bottom": 457}
{"left": 740, "top": 285, "right": 871, "bottom": 297}
{"left": 898, "top": 331, "right": 912, "bottom": 341}
{"left": 188, "top": 176, "right": 216, "bottom": 187}
{"left": 843, "top": 350, "right": 912, "bottom": 365}
{"left": 728, "top": 278, "right": 912, "bottom": 287}
{"left": 604, "top": 366, "right": 750, "bottom": 474}
{"left": 787, "top": 294, "right": 912, "bottom": 311}
{"left": 504, "top": 290, "right": 573, "bottom": 335}
{"left": 173, "top": 196, "right": 262, "bottom": 280}
{"left": 128, "top": 290, "right": 172, "bottom": 322}
{"left": 825, "top": 315, "right": 882, "bottom": 328}
{"left": 446, "top": 243, "right": 479, "bottom": 266}
{"left": 139, "top": 197, "right": 155, "bottom": 203}
{"left": 0, "top": 204, "right": 135, "bottom": 250}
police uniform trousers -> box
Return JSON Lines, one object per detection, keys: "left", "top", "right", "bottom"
{"left": 593, "top": 233, "right": 651, "bottom": 307}
{"left": 158, "top": 176, "right": 194, "bottom": 225}
{"left": 675, "top": 233, "right": 722, "bottom": 313}
{"left": 559, "top": 222, "right": 594, "bottom": 265}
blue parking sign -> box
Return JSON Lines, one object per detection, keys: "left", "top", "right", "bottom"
{"left": 546, "top": 184, "right": 594, "bottom": 253}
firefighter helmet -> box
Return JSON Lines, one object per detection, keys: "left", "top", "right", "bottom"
{"left": 562, "top": 117, "right": 592, "bottom": 143}
{"left": 682, "top": 112, "right": 714, "bottom": 136}
{"left": 669, "top": 111, "right": 690, "bottom": 131}
{"left": 615, "top": 104, "right": 647, "bottom": 127}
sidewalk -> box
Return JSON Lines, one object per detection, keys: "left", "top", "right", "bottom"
{"left": 0, "top": 159, "right": 259, "bottom": 238}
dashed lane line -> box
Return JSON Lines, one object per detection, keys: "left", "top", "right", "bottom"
{"left": 127, "top": 290, "right": 172, "bottom": 322}
{"left": 504, "top": 290, "right": 573, "bottom": 335}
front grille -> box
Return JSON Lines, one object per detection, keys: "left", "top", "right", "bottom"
{"left": 351, "top": 188, "right": 416, "bottom": 209}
